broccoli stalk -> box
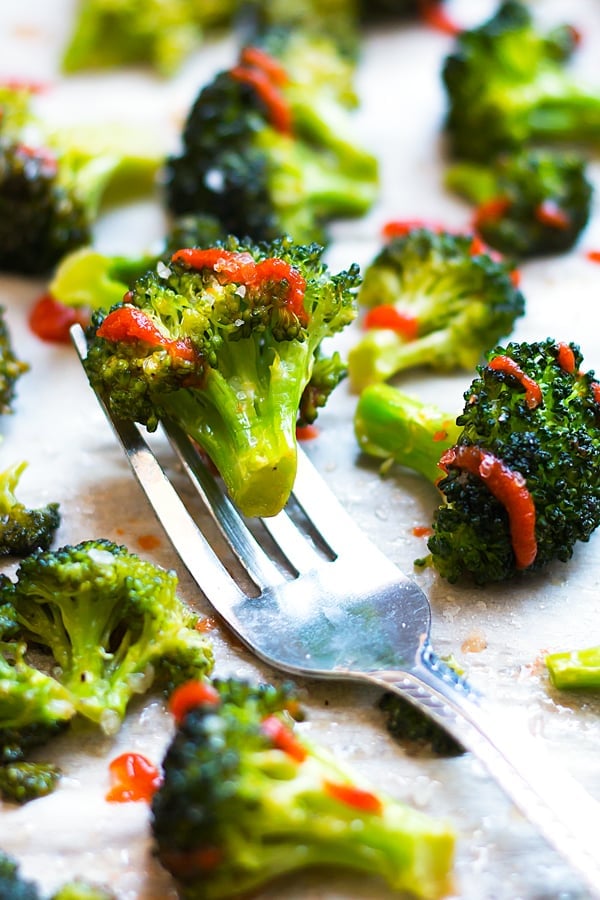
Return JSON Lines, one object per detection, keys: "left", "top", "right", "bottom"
{"left": 442, "top": 1, "right": 600, "bottom": 161}
{"left": 445, "top": 148, "right": 593, "bottom": 259}
{"left": 1, "top": 540, "right": 214, "bottom": 732}
{"left": 347, "top": 228, "right": 524, "bottom": 392}
{"left": 151, "top": 678, "right": 455, "bottom": 899}
{"left": 546, "top": 646, "right": 600, "bottom": 690}
{"left": 84, "top": 237, "right": 358, "bottom": 517}
{"left": 0, "top": 462, "right": 60, "bottom": 557}
{"left": 355, "top": 339, "right": 600, "bottom": 584}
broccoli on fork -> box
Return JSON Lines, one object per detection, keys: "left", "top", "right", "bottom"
{"left": 151, "top": 677, "right": 455, "bottom": 899}
{"left": 347, "top": 228, "right": 524, "bottom": 392}
{"left": 84, "top": 236, "right": 359, "bottom": 517}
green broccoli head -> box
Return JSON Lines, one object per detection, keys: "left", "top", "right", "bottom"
{"left": 0, "top": 462, "right": 60, "bottom": 557}
{"left": 442, "top": 1, "right": 600, "bottom": 161}
{"left": 50, "top": 881, "right": 116, "bottom": 900}
{"left": 0, "top": 308, "right": 29, "bottom": 415}
{"left": 0, "top": 760, "right": 61, "bottom": 804}
{"left": 0, "top": 850, "right": 43, "bottom": 900}
{"left": 3, "top": 540, "right": 214, "bottom": 731}
{"left": 151, "top": 677, "right": 455, "bottom": 900}
{"left": 348, "top": 228, "right": 524, "bottom": 391}
{"left": 84, "top": 236, "right": 359, "bottom": 516}
{"left": 378, "top": 691, "right": 464, "bottom": 757}
{"left": 165, "top": 37, "right": 378, "bottom": 244}
{"left": 445, "top": 149, "right": 593, "bottom": 259}
{"left": 429, "top": 339, "right": 600, "bottom": 583}
{"left": 0, "top": 639, "right": 76, "bottom": 733}
{"left": 62, "top": 0, "right": 236, "bottom": 76}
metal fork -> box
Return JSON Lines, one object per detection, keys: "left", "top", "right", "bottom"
{"left": 72, "top": 324, "right": 600, "bottom": 896}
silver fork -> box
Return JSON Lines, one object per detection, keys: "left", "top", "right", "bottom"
{"left": 72, "top": 324, "right": 600, "bottom": 897}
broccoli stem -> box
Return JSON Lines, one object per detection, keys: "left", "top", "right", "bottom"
{"left": 518, "top": 81, "right": 600, "bottom": 146}
{"left": 546, "top": 646, "right": 600, "bottom": 690}
{"left": 355, "top": 384, "right": 460, "bottom": 484}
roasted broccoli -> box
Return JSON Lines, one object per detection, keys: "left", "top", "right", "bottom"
{"left": 0, "top": 308, "right": 29, "bottom": 414}
{"left": 546, "top": 646, "right": 600, "bottom": 690}
{"left": 445, "top": 149, "right": 593, "bottom": 258}
{"left": 378, "top": 692, "right": 464, "bottom": 757}
{"left": 63, "top": 0, "right": 236, "bottom": 75}
{"left": 442, "top": 1, "right": 600, "bottom": 162}
{"left": 0, "top": 126, "right": 161, "bottom": 275}
{"left": 151, "top": 677, "right": 455, "bottom": 899}
{"left": 0, "top": 462, "right": 60, "bottom": 557}
{"left": 355, "top": 339, "right": 600, "bottom": 584}
{"left": 347, "top": 228, "right": 524, "bottom": 392}
{"left": 0, "top": 850, "right": 43, "bottom": 900}
{"left": 84, "top": 237, "right": 358, "bottom": 517}
{"left": 165, "top": 33, "right": 378, "bottom": 244}
{"left": 50, "top": 882, "right": 115, "bottom": 900}
{"left": 0, "top": 540, "right": 214, "bottom": 732}
{"left": 0, "top": 761, "right": 60, "bottom": 804}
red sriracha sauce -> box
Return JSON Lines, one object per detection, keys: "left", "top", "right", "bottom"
{"left": 96, "top": 306, "right": 197, "bottom": 362}
{"left": 382, "top": 218, "right": 447, "bottom": 240}
{"left": 439, "top": 444, "right": 537, "bottom": 569}
{"left": 240, "top": 46, "right": 288, "bottom": 86}
{"left": 29, "top": 294, "right": 88, "bottom": 343}
{"left": 230, "top": 47, "right": 292, "bottom": 134}
{"left": 261, "top": 715, "right": 307, "bottom": 762}
{"left": 473, "top": 196, "right": 511, "bottom": 231}
{"left": 556, "top": 342, "right": 576, "bottom": 375}
{"left": 487, "top": 355, "right": 543, "bottom": 409}
{"left": 105, "top": 752, "right": 162, "bottom": 803}
{"left": 418, "top": 0, "right": 462, "bottom": 36}
{"left": 534, "top": 200, "right": 570, "bottom": 230}
{"left": 168, "top": 679, "right": 220, "bottom": 724}
{"left": 172, "top": 248, "right": 308, "bottom": 326}
{"left": 324, "top": 780, "right": 383, "bottom": 815}
{"left": 363, "top": 305, "right": 418, "bottom": 340}
{"left": 592, "top": 382, "right": 600, "bottom": 405}
{"left": 296, "top": 423, "right": 319, "bottom": 441}
{"left": 586, "top": 250, "right": 600, "bottom": 264}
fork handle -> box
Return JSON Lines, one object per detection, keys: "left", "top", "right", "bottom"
{"left": 371, "top": 647, "right": 600, "bottom": 898}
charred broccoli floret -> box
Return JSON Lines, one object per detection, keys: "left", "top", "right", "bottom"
{"left": 62, "top": 0, "right": 236, "bottom": 75}
{"left": 546, "top": 646, "right": 600, "bottom": 691}
{"left": 347, "top": 228, "right": 524, "bottom": 392}
{"left": 0, "top": 540, "right": 214, "bottom": 732}
{"left": 84, "top": 237, "right": 359, "bottom": 517}
{"left": 355, "top": 339, "right": 600, "bottom": 584}
{"left": 0, "top": 462, "right": 60, "bottom": 557}
{"left": 378, "top": 692, "right": 464, "bottom": 757}
{"left": 445, "top": 149, "right": 593, "bottom": 258}
{"left": 151, "top": 677, "right": 455, "bottom": 899}
{"left": 0, "top": 761, "right": 60, "bottom": 804}
{"left": 0, "top": 309, "right": 29, "bottom": 415}
{"left": 165, "top": 32, "right": 378, "bottom": 244}
{"left": 442, "top": 1, "right": 600, "bottom": 162}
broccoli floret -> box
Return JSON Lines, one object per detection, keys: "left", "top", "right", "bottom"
{"left": 378, "top": 692, "right": 464, "bottom": 757}
{"left": 62, "top": 0, "right": 236, "bottom": 75}
{"left": 0, "top": 127, "right": 161, "bottom": 276}
{"left": 445, "top": 149, "right": 593, "bottom": 258}
{"left": 0, "top": 640, "right": 76, "bottom": 734}
{"left": 0, "top": 850, "right": 43, "bottom": 900}
{"left": 0, "top": 83, "right": 36, "bottom": 140}
{"left": 0, "top": 308, "right": 29, "bottom": 415}
{"left": 347, "top": 228, "right": 524, "bottom": 392}
{"left": 238, "top": 0, "right": 359, "bottom": 56}
{"left": 151, "top": 677, "right": 455, "bottom": 899}
{"left": 165, "top": 34, "right": 378, "bottom": 244}
{"left": 442, "top": 1, "right": 600, "bottom": 162}
{"left": 0, "top": 462, "right": 60, "bottom": 557}
{"left": 0, "top": 761, "right": 60, "bottom": 804}
{"left": 1, "top": 540, "right": 214, "bottom": 731}
{"left": 84, "top": 237, "right": 358, "bottom": 517}
{"left": 50, "top": 882, "right": 115, "bottom": 900}
{"left": 546, "top": 646, "right": 600, "bottom": 691}
{"left": 355, "top": 339, "right": 600, "bottom": 584}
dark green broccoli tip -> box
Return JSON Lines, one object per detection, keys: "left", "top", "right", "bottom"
{"left": 445, "top": 149, "right": 593, "bottom": 259}
{"left": 84, "top": 237, "right": 359, "bottom": 517}
{"left": 347, "top": 228, "right": 524, "bottom": 392}
{"left": 0, "top": 849, "right": 43, "bottom": 900}
{"left": 152, "top": 678, "right": 455, "bottom": 900}
{"left": 378, "top": 692, "right": 464, "bottom": 757}
{"left": 546, "top": 646, "right": 600, "bottom": 690}
{"left": 165, "top": 50, "right": 378, "bottom": 245}
{"left": 0, "top": 309, "right": 29, "bottom": 415}
{"left": 2, "top": 539, "right": 213, "bottom": 731}
{"left": 442, "top": 1, "right": 600, "bottom": 161}
{"left": 430, "top": 339, "right": 600, "bottom": 584}
{"left": 0, "top": 760, "right": 61, "bottom": 804}
{"left": 354, "top": 383, "right": 460, "bottom": 484}
{"left": 0, "top": 462, "right": 60, "bottom": 557}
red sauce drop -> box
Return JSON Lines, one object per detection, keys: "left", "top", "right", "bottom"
{"left": 29, "top": 294, "right": 88, "bottom": 343}
{"left": 324, "top": 780, "right": 383, "bottom": 815}
{"left": 261, "top": 715, "right": 307, "bottom": 762}
{"left": 230, "top": 63, "right": 292, "bottom": 134}
{"left": 382, "top": 218, "right": 447, "bottom": 240}
{"left": 137, "top": 533, "right": 161, "bottom": 551}
{"left": 168, "top": 680, "right": 220, "bottom": 724}
{"left": 296, "top": 423, "right": 319, "bottom": 441}
{"left": 487, "top": 355, "right": 542, "bottom": 409}
{"left": 586, "top": 250, "right": 600, "bottom": 263}
{"left": 105, "top": 752, "right": 162, "bottom": 803}
{"left": 534, "top": 200, "right": 570, "bottom": 230}
{"left": 96, "top": 306, "right": 197, "bottom": 362}
{"left": 473, "top": 196, "right": 511, "bottom": 230}
{"left": 363, "top": 305, "right": 418, "bottom": 340}
{"left": 439, "top": 444, "right": 537, "bottom": 569}
{"left": 556, "top": 342, "right": 576, "bottom": 374}
{"left": 418, "top": 0, "right": 462, "bottom": 35}
{"left": 413, "top": 525, "right": 433, "bottom": 537}
{"left": 240, "top": 46, "right": 288, "bottom": 86}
